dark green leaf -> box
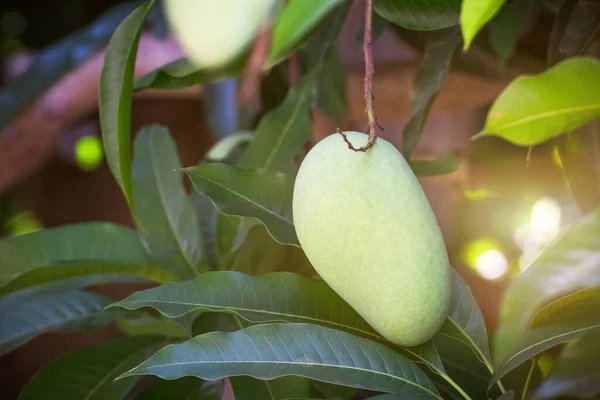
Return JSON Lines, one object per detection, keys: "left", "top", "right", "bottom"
{"left": 0, "top": 290, "right": 115, "bottom": 356}
{"left": 269, "top": 0, "right": 344, "bottom": 66}
{"left": 136, "top": 377, "right": 224, "bottom": 400}
{"left": 355, "top": 12, "right": 389, "bottom": 48}
{"left": 222, "top": 224, "right": 313, "bottom": 275}
{"left": 488, "top": 0, "right": 529, "bottom": 64}
{"left": 0, "top": 223, "right": 148, "bottom": 285}
{"left": 533, "top": 333, "right": 600, "bottom": 399}
{"left": 186, "top": 164, "right": 298, "bottom": 246}
{"left": 312, "top": 381, "right": 357, "bottom": 400}
{"left": 374, "top": 0, "right": 461, "bottom": 31}
{"left": 118, "top": 323, "right": 441, "bottom": 399}
{"left": 460, "top": 0, "right": 507, "bottom": 50}
{"left": 230, "top": 376, "right": 314, "bottom": 400}
{"left": 132, "top": 125, "right": 204, "bottom": 279}
{"left": 491, "top": 313, "right": 600, "bottom": 387}
{"left": 19, "top": 336, "right": 160, "bottom": 400}
{"left": 108, "top": 270, "right": 467, "bottom": 395}
{"left": 133, "top": 56, "right": 247, "bottom": 91}
{"left": 99, "top": 0, "right": 155, "bottom": 208}
{"left": 316, "top": 50, "right": 350, "bottom": 122}
{"left": 559, "top": 0, "right": 600, "bottom": 58}
{"left": 502, "top": 358, "right": 543, "bottom": 400}
{"left": 432, "top": 269, "right": 496, "bottom": 399}
{"left": 402, "top": 28, "right": 460, "bottom": 158}
{"left": 532, "top": 287, "right": 600, "bottom": 329}
{"left": 547, "top": 0, "right": 577, "bottom": 66}
{"left": 117, "top": 313, "right": 191, "bottom": 338}
{"left": 475, "top": 57, "right": 600, "bottom": 146}
{"left": 0, "top": 261, "right": 177, "bottom": 296}
{"left": 408, "top": 155, "right": 460, "bottom": 177}
{"left": 495, "top": 207, "right": 600, "bottom": 361}
{"left": 238, "top": 73, "right": 316, "bottom": 172}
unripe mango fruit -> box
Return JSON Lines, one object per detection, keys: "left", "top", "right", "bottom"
{"left": 293, "top": 131, "right": 451, "bottom": 346}
{"left": 165, "top": 0, "right": 278, "bottom": 69}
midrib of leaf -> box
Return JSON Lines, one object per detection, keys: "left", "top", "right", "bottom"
{"left": 1, "top": 307, "right": 108, "bottom": 347}
{"left": 446, "top": 318, "right": 493, "bottom": 372}
{"left": 129, "top": 359, "right": 442, "bottom": 399}
{"left": 189, "top": 170, "right": 294, "bottom": 231}
{"left": 488, "top": 104, "right": 600, "bottom": 132}
{"left": 263, "top": 83, "right": 313, "bottom": 170}
{"left": 149, "top": 137, "right": 199, "bottom": 276}
{"left": 497, "top": 323, "right": 600, "bottom": 374}
{"left": 83, "top": 347, "right": 148, "bottom": 400}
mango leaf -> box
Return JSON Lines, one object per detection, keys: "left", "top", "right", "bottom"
{"left": 488, "top": 0, "right": 528, "bottom": 64}
{"left": 491, "top": 313, "right": 600, "bottom": 387}
{"left": 495, "top": 207, "right": 600, "bottom": 361}
{"left": 238, "top": 73, "right": 316, "bottom": 172}
{"left": 432, "top": 269, "right": 496, "bottom": 399}
{"left": 311, "top": 381, "right": 357, "bottom": 400}
{"left": 408, "top": 155, "right": 460, "bottom": 177}
{"left": 402, "top": 27, "right": 460, "bottom": 158}
{"left": 374, "top": 0, "right": 461, "bottom": 31}
{"left": 136, "top": 377, "right": 224, "bottom": 400}
{"left": 0, "top": 261, "right": 177, "bottom": 296}
{"left": 117, "top": 313, "right": 191, "bottom": 339}
{"left": 533, "top": 333, "right": 600, "bottom": 399}
{"left": 186, "top": 163, "right": 298, "bottom": 246}
{"left": 108, "top": 270, "right": 470, "bottom": 396}
{"left": 19, "top": 335, "right": 161, "bottom": 400}
{"left": 460, "top": 0, "right": 507, "bottom": 50}
{"left": 118, "top": 323, "right": 441, "bottom": 399}
{"left": 559, "top": 0, "right": 600, "bottom": 58}
{"left": 547, "top": 0, "right": 577, "bottom": 66}
{"left": 531, "top": 287, "right": 600, "bottom": 328}
{"left": 269, "top": 0, "right": 344, "bottom": 65}
{"left": 132, "top": 125, "right": 204, "bottom": 279}
{"left": 475, "top": 57, "right": 600, "bottom": 146}
{"left": 0, "top": 290, "right": 116, "bottom": 356}
{"left": 99, "top": 0, "right": 156, "bottom": 208}
{"left": 0, "top": 223, "right": 148, "bottom": 285}
{"left": 230, "top": 376, "right": 314, "bottom": 400}
{"left": 222, "top": 224, "right": 313, "bottom": 275}
{"left": 134, "top": 56, "right": 247, "bottom": 91}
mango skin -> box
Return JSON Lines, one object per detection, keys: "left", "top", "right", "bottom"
{"left": 165, "top": 0, "right": 277, "bottom": 69}
{"left": 293, "top": 132, "right": 450, "bottom": 346}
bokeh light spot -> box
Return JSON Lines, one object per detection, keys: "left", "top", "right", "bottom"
{"left": 75, "top": 135, "right": 104, "bottom": 171}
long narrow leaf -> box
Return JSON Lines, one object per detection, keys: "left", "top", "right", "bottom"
{"left": 19, "top": 336, "right": 161, "bottom": 400}
{"left": 0, "top": 290, "right": 115, "bottom": 356}
{"left": 118, "top": 323, "right": 441, "bottom": 399}
{"left": 132, "top": 125, "right": 204, "bottom": 278}
{"left": 100, "top": 0, "right": 155, "bottom": 208}
{"left": 0, "top": 223, "right": 148, "bottom": 285}
{"left": 0, "top": 261, "right": 177, "bottom": 296}
{"left": 186, "top": 164, "right": 298, "bottom": 246}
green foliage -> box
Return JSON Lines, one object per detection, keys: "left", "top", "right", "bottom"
{"left": 99, "top": 0, "right": 156, "bottom": 209}
{"left": 118, "top": 323, "right": 441, "bottom": 399}
{"left": 374, "top": 0, "right": 461, "bottom": 30}
{"left": 460, "top": 0, "right": 507, "bottom": 51}
{"left": 4, "top": 1, "right": 600, "bottom": 399}
{"left": 476, "top": 57, "right": 600, "bottom": 146}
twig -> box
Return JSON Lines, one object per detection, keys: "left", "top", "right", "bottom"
{"left": 339, "top": 0, "right": 378, "bottom": 152}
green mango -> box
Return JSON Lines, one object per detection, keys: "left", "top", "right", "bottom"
{"left": 165, "top": 0, "right": 278, "bottom": 69}
{"left": 293, "top": 131, "right": 450, "bottom": 346}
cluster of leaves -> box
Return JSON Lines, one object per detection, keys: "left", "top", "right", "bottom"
{"left": 1, "top": 0, "right": 599, "bottom": 399}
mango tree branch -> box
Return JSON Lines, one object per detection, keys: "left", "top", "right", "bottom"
{"left": 339, "top": 0, "right": 379, "bottom": 152}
